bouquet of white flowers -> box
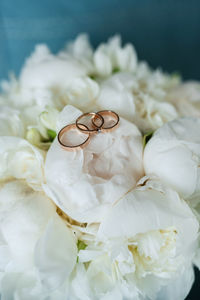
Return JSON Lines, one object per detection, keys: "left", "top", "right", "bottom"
{"left": 0, "top": 34, "right": 200, "bottom": 300}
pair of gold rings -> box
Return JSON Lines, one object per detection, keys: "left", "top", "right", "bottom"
{"left": 58, "top": 110, "right": 120, "bottom": 151}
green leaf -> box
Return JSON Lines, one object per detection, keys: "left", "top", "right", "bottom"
{"left": 77, "top": 240, "right": 87, "bottom": 251}
{"left": 113, "top": 67, "right": 120, "bottom": 73}
{"left": 77, "top": 240, "right": 87, "bottom": 263}
{"left": 171, "top": 71, "right": 182, "bottom": 80}
{"left": 89, "top": 74, "right": 96, "bottom": 80}
{"left": 143, "top": 131, "right": 154, "bottom": 148}
{"left": 47, "top": 129, "right": 57, "bottom": 141}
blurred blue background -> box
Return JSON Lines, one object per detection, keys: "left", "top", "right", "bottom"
{"left": 0, "top": 0, "right": 199, "bottom": 298}
{"left": 0, "top": 0, "right": 200, "bottom": 81}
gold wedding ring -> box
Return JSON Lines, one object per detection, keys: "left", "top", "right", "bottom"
{"left": 92, "top": 110, "right": 120, "bottom": 132}
{"left": 76, "top": 112, "right": 104, "bottom": 133}
{"left": 58, "top": 123, "right": 90, "bottom": 151}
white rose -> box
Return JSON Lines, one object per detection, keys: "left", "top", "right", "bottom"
{"left": 0, "top": 137, "right": 45, "bottom": 190}
{"left": 143, "top": 117, "right": 200, "bottom": 202}
{"left": 167, "top": 81, "right": 200, "bottom": 117}
{"left": 44, "top": 105, "right": 144, "bottom": 223}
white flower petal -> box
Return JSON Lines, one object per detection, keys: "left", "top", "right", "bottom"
{"left": 144, "top": 117, "right": 200, "bottom": 201}
{"left": 156, "top": 263, "right": 195, "bottom": 300}
{"left": 0, "top": 181, "right": 56, "bottom": 271}
{"left": 35, "top": 215, "right": 77, "bottom": 289}
{"left": 94, "top": 45, "right": 113, "bottom": 77}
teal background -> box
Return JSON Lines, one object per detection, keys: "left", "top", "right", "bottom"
{"left": 0, "top": 0, "right": 200, "bottom": 81}
{"left": 0, "top": 0, "right": 199, "bottom": 298}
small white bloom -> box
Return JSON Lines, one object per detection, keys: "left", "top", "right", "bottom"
{"left": 39, "top": 107, "right": 60, "bottom": 131}
{"left": 37, "top": 106, "right": 60, "bottom": 141}
{"left": 26, "top": 128, "right": 42, "bottom": 146}
{"left": 144, "top": 117, "right": 200, "bottom": 201}
{"left": 94, "top": 36, "right": 137, "bottom": 77}
{"left": 114, "top": 43, "right": 137, "bottom": 72}
{"left": 0, "top": 137, "right": 45, "bottom": 191}
{"left": 44, "top": 105, "right": 144, "bottom": 223}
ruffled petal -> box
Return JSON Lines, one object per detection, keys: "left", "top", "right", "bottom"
{"left": 35, "top": 216, "right": 77, "bottom": 289}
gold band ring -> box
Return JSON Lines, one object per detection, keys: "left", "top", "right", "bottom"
{"left": 92, "top": 110, "right": 120, "bottom": 132}
{"left": 58, "top": 123, "right": 90, "bottom": 151}
{"left": 76, "top": 112, "right": 104, "bottom": 133}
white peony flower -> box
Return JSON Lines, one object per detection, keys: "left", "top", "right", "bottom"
{"left": 143, "top": 117, "right": 200, "bottom": 202}
{"left": 20, "top": 44, "right": 88, "bottom": 89}
{"left": 94, "top": 35, "right": 137, "bottom": 77}
{"left": 44, "top": 105, "right": 144, "bottom": 223}
{"left": 0, "top": 137, "right": 45, "bottom": 190}
{"left": 77, "top": 178, "right": 198, "bottom": 299}
{"left": 167, "top": 81, "right": 200, "bottom": 117}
